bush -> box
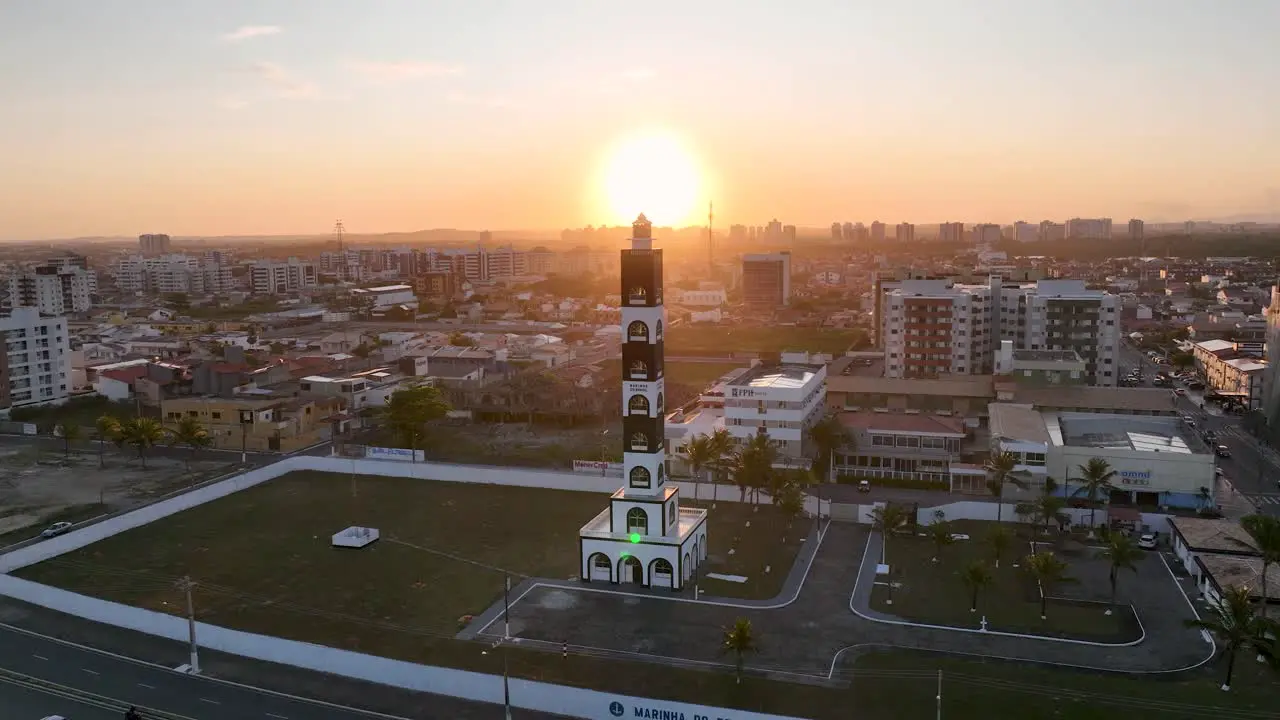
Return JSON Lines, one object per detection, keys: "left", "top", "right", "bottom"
{"left": 835, "top": 474, "right": 948, "bottom": 491}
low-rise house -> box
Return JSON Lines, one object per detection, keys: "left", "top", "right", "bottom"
{"left": 161, "top": 395, "right": 344, "bottom": 452}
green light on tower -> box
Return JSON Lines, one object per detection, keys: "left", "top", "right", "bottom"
{"left": 629, "top": 533, "right": 642, "bottom": 544}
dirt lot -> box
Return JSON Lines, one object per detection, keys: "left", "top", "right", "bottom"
{"left": 0, "top": 443, "right": 234, "bottom": 541}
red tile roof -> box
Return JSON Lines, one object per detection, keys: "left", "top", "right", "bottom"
{"left": 100, "top": 366, "right": 148, "bottom": 383}
{"left": 837, "top": 411, "right": 966, "bottom": 436}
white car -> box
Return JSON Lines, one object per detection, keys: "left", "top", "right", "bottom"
{"left": 40, "top": 522, "right": 73, "bottom": 539}
{"left": 1137, "top": 534, "right": 1158, "bottom": 549}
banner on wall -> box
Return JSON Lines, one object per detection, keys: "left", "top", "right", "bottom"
{"left": 573, "top": 460, "right": 624, "bottom": 477}
{"left": 364, "top": 446, "right": 426, "bottom": 462}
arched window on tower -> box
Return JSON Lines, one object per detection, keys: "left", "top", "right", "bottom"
{"left": 656, "top": 392, "right": 664, "bottom": 413}
{"left": 656, "top": 319, "right": 663, "bottom": 339}
{"left": 630, "top": 431, "right": 650, "bottom": 451}
{"left": 628, "top": 286, "right": 648, "bottom": 305}
{"left": 627, "top": 320, "right": 648, "bottom": 342}
{"left": 629, "top": 466, "right": 651, "bottom": 489}
{"left": 626, "top": 507, "right": 649, "bottom": 535}
{"left": 629, "top": 360, "right": 648, "bottom": 379}
{"left": 628, "top": 394, "right": 650, "bottom": 416}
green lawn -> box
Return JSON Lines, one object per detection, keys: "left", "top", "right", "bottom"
{"left": 685, "top": 496, "right": 807, "bottom": 600}
{"left": 872, "top": 520, "right": 1139, "bottom": 643}
{"left": 664, "top": 361, "right": 748, "bottom": 390}
{"left": 664, "top": 325, "right": 864, "bottom": 355}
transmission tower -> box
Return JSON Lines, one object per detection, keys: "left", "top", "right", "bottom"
{"left": 333, "top": 219, "right": 346, "bottom": 253}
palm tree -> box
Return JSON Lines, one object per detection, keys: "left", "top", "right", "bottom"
{"left": 928, "top": 519, "right": 954, "bottom": 563}
{"left": 121, "top": 417, "right": 165, "bottom": 469}
{"left": 988, "top": 525, "right": 1013, "bottom": 569}
{"left": 1098, "top": 533, "right": 1142, "bottom": 615}
{"left": 1032, "top": 494, "right": 1067, "bottom": 540}
{"left": 1075, "top": 458, "right": 1117, "bottom": 536}
{"left": 870, "top": 504, "right": 910, "bottom": 604}
{"left": 94, "top": 415, "right": 121, "bottom": 469}
{"left": 984, "top": 450, "right": 1025, "bottom": 523}
{"left": 960, "top": 561, "right": 993, "bottom": 613}
{"left": 735, "top": 431, "right": 777, "bottom": 506}
{"left": 1240, "top": 514, "right": 1280, "bottom": 620}
{"left": 806, "top": 414, "right": 847, "bottom": 482}
{"left": 56, "top": 422, "right": 82, "bottom": 458}
{"left": 1023, "top": 551, "right": 1073, "bottom": 620}
{"left": 720, "top": 618, "right": 758, "bottom": 685}
{"left": 1185, "top": 585, "right": 1279, "bottom": 691}
{"left": 168, "top": 416, "right": 211, "bottom": 473}
{"left": 684, "top": 434, "right": 716, "bottom": 506}
{"left": 704, "top": 428, "right": 734, "bottom": 505}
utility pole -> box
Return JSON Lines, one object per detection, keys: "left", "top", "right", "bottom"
{"left": 936, "top": 669, "right": 942, "bottom": 720}
{"left": 177, "top": 576, "right": 200, "bottom": 674}
{"left": 503, "top": 574, "right": 511, "bottom": 640}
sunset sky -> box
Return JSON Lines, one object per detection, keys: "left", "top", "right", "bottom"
{"left": 2, "top": 1, "right": 1278, "bottom": 240}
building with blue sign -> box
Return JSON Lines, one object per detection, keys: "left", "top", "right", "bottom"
{"left": 990, "top": 403, "right": 1217, "bottom": 510}
{"left": 578, "top": 215, "right": 708, "bottom": 590}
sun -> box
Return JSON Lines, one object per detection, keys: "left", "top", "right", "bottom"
{"left": 600, "top": 131, "right": 703, "bottom": 227}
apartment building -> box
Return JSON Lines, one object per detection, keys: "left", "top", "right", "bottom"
{"left": 1038, "top": 221, "right": 1066, "bottom": 242}
{"left": 0, "top": 307, "right": 71, "bottom": 410}
{"left": 446, "top": 246, "right": 529, "bottom": 282}
{"left": 1129, "top": 219, "right": 1145, "bottom": 243}
{"left": 741, "top": 252, "right": 791, "bottom": 309}
{"left": 999, "top": 280, "right": 1120, "bottom": 386}
{"left": 250, "top": 258, "right": 318, "bottom": 295}
{"left": 1013, "top": 221, "right": 1038, "bottom": 243}
{"left": 1192, "top": 339, "right": 1267, "bottom": 410}
{"left": 971, "top": 223, "right": 1002, "bottom": 246}
{"left": 721, "top": 360, "right": 826, "bottom": 459}
{"left": 1065, "top": 217, "right": 1113, "bottom": 240}
{"left": 7, "top": 265, "right": 95, "bottom": 315}
{"left": 138, "top": 233, "right": 172, "bottom": 255}
{"left": 350, "top": 284, "right": 416, "bottom": 309}
{"left": 937, "top": 222, "right": 964, "bottom": 243}
{"left": 895, "top": 222, "right": 915, "bottom": 243}
{"left": 882, "top": 279, "right": 993, "bottom": 379}
{"left": 161, "top": 395, "right": 343, "bottom": 452}
{"left": 870, "top": 222, "right": 886, "bottom": 243}
{"left": 115, "top": 255, "right": 232, "bottom": 296}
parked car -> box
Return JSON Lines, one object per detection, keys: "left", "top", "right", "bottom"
{"left": 1174, "top": 388, "right": 1186, "bottom": 396}
{"left": 1216, "top": 445, "right": 1231, "bottom": 458}
{"left": 40, "top": 521, "right": 73, "bottom": 539}
{"left": 1137, "top": 533, "right": 1158, "bottom": 550}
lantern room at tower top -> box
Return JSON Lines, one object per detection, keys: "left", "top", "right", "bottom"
{"left": 578, "top": 214, "right": 707, "bottom": 591}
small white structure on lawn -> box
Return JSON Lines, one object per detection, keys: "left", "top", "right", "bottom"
{"left": 578, "top": 215, "right": 708, "bottom": 590}
{"left": 332, "top": 526, "right": 380, "bottom": 548}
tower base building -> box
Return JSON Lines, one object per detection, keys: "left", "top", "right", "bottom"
{"left": 578, "top": 215, "right": 707, "bottom": 590}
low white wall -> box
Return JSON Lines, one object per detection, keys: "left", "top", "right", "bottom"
{"left": 0, "top": 576, "right": 800, "bottom": 720}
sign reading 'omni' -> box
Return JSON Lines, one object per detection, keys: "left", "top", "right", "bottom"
{"left": 578, "top": 214, "right": 708, "bottom": 591}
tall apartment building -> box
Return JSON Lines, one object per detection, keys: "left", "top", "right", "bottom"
{"left": 741, "top": 252, "right": 792, "bottom": 309}
{"left": 880, "top": 278, "right": 1118, "bottom": 385}
{"left": 841, "top": 222, "right": 854, "bottom": 240}
{"left": 971, "top": 223, "right": 1002, "bottom": 246}
{"left": 1065, "top": 218, "right": 1113, "bottom": 240}
{"left": 1039, "top": 221, "right": 1066, "bottom": 242}
{"left": 870, "top": 221, "right": 886, "bottom": 243}
{"left": 0, "top": 307, "right": 71, "bottom": 409}
{"left": 831, "top": 222, "right": 844, "bottom": 241}
{"left": 250, "top": 258, "right": 318, "bottom": 295}
{"left": 448, "top": 246, "right": 529, "bottom": 282}
{"left": 526, "top": 247, "right": 556, "bottom": 275}
{"left": 851, "top": 223, "right": 869, "bottom": 243}
{"left": 6, "top": 265, "right": 95, "bottom": 315}
{"left": 998, "top": 280, "right": 1119, "bottom": 386}
{"left": 115, "top": 255, "right": 232, "bottom": 296}
{"left": 138, "top": 234, "right": 172, "bottom": 255}
{"left": 895, "top": 223, "right": 915, "bottom": 243}
{"left": 883, "top": 279, "right": 994, "bottom": 379}
{"left": 782, "top": 225, "right": 797, "bottom": 245}
{"left": 1013, "top": 221, "right": 1038, "bottom": 243}
{"left": 937, "top": 222, "right": 964, "bottom": 243}
{"left": 1128, "top": 219, "right": 1145, "bottom": 243}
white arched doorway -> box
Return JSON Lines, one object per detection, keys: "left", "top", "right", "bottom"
{"left": 587, "top": 552, "right": 612, "bottom": 582}
{"left": 618, "top": 555, "right": 644, "bottom": 585}
{"left": 649, "top": 558, "right": 674, "bottom": 589}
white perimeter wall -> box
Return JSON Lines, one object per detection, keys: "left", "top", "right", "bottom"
{"left": 0, "top": 454, "right": 807, "bottom": 720}
{"left": 834, "top": 499, "right": 1171, "bottom": 534}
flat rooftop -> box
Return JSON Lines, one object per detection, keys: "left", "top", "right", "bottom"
{"left": 727, "top": 363, "right": 822, "bottom": 390}
{"left": 1047, "top": 412, "right": 1205, "bottom": 454}
{"left": 1012, "top": 349, "right": 1082, "bottom": 362}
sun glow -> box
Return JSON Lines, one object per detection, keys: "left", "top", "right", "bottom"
{"left": 600, "top": 131, "right": 703, "bottom": 227}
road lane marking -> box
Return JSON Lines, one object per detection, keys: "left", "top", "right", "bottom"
{"left": 32, "top": 654, "right": 48, "bottom": 660}
{"left": 81, "top": 668, "right": 100, "bottom": 675}
{"left": 200, "top": 697, "right": 221, "bottom": 704}
{"left": 266, "top": 713, "right": 289, "bottom": 719}
{"left": 138, "top": 682, "right": 156, "bottom": 689}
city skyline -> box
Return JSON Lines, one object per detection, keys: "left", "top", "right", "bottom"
{"left": 3, "top": 1, "right": 1279, "bottom": 241}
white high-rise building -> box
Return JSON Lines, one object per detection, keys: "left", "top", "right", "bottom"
{"left": 972, "top": 223, "right": 1002, "bottom": 246}
{"left": 895, "top": 222, "right": 915, "bottom": 243}
{"left": 1065, "top": 218, "right": 1113, "bottom": 240}
{"left": 578, "top": 214, "right": 707, "bottom": 590}
{"left": 6, "top": 266, "right": 96, "bottom": 315}
{"left": 999, "top": 280, "right": 1120, "bottom": 386}
{"left": 721, "top": 360, "right": 828, "bottom": 457}
{"left": 114, "top": 254, "right": 230, "bottom": 296}
{"left": 138, "top": 234, "right": 171, "bottom": 255}
{"left": 870, "top": 221, "right": 886, "bottom": 243}
{"left": 1013, "top": 221, "right": 1039, "bottom": 243}
{"left": 938, "top": 222, "right": 964, "bottom": 243}
{"left": 1129, "top": 219, "right": 1145, "bottom": 243}
{"left": 1039, "top": 221, "right": 1066, "bottom": 242}
{"left": 251, "top": 259, "right": 319, "bottom": 295}
{"left": 1, "top": 307, "right": 70, "bottom": 409}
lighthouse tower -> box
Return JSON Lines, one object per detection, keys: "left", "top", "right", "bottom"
{"left": 578, "top": 214, "right": 708, "bottom": 589}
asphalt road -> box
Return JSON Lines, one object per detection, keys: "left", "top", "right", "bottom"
{"left": 0, "top": 676, "right": 125, "bottom": 720}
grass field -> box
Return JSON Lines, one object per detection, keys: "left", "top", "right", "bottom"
{"left": 871, "top": 520, "right": 1138, "bottom": 642}
{"left": 664, "top": 325, "right": 864, "bottom": 355}
{"left": 664, "top": 361, "right": 748, "bottom": 390}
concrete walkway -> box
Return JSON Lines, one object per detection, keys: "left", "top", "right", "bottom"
{"left": 479, "top": 523, "right": 1215, "bottom": 681}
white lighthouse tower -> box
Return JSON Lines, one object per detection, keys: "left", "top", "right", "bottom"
{"left": 578, "top": 214, "right": 708, "bottom": 590}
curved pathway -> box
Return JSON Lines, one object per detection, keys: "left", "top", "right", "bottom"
{"left": 484, "top": 523, "right": 1215, "bottom": 680}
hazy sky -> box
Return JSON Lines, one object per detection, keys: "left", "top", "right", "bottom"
{"left": 3, "top": 1, "right": 1279, "bottom": 240}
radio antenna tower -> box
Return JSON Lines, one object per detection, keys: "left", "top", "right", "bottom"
{"left": 333, "top": 219, "right": 346, "bottom": 252}
{"left": 707, "top": 201, "right": 714, "bottom": 276}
